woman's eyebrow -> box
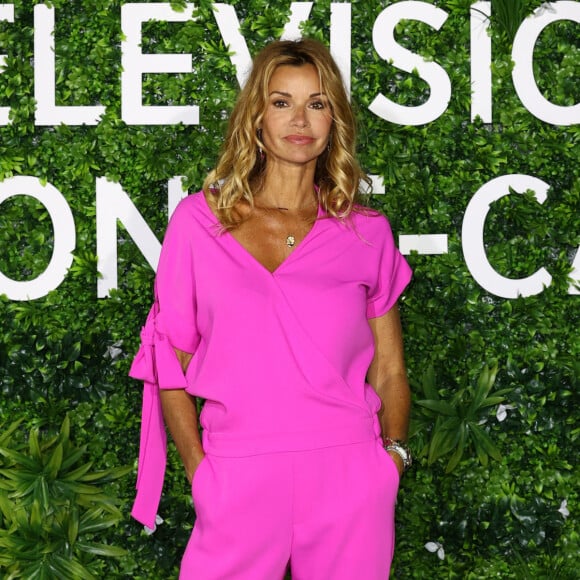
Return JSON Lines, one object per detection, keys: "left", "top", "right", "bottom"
{"left": 269, "top": 90, "right": 326, "bottom": 98}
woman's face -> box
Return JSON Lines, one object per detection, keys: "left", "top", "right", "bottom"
{"left": 260, "top": 63, "right": 333, "bottom": 171}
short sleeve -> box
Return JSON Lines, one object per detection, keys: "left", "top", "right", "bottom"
{"left": 366, "top": 216, "right": 412, "bottom": 319}
{"left": 153, "top": 199, "right": 201, "bottom": 388}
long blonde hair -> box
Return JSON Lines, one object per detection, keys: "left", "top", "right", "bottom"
{"left": 203, "top": 38, "right": 370, "bottom": 228}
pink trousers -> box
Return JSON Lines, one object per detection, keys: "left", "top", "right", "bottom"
{"left": 179, "top": 438, "right": 400, "bottom": 579}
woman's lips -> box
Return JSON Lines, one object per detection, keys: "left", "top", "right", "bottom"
{"left": 284, "top": 135, "right": 315, "bottom": 144}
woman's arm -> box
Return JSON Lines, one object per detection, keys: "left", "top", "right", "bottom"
{"left": 367, "top": 304, "right": 411, "bottom": 476}
{"left": 159, "top": 348, "right": 205, "bottom": 484}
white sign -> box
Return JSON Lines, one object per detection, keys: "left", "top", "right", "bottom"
{"left": 0, "top": 2, "right": 578, "bottom": 126}
{"left": 0, "top": 2, "right": 578, "bottom": 300}
{"left": 0, "top": 177, "right": 75, "bottom": 300}
{"left": 0, "top": 174, "right": 577, "bottom": 300}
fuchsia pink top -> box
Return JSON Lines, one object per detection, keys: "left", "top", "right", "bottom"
{"left": 130, "top": 191, "right": 412, "bottom": 528}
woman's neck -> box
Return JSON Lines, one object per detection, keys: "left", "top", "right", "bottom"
{"left": 257, "top": 164, "right": 318, "bottom": 210}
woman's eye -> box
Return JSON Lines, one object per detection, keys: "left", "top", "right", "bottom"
{"left": 310, "top": 100, "right": 326, "bottom": 110}
{"left": 273, "top": 100, "right": 288, "bottom": 108}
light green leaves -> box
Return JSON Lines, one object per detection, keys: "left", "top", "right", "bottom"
{"left": 0, "top": 415, "right": 131, "bottom": 578}
{"left": 415, "top": 363, "right": 510, "bottom": 473}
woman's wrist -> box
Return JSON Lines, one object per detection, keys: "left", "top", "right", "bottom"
{"left": 383, "top": 437, "right": 412, "bottom": 473}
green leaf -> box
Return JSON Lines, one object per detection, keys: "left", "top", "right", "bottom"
{"left": 28, "top": 429, "right": 42, "bottom": 462}
{"left": 75, "top": 541, "right": 127, "bottom": 557}
{"left": 416, "top": 399, "right": 457, "bottom": 417}
{"left": 469, "top": 363, "right": 499, "bottom": 412}
{"left": 61, "top": 461, "right": 94, "bottom": 482}
{"left": 60, "top": 446, "right": 89, "bottom": 472}
{"left": 421, "top": 365, "right": 439, "bottom": 400}
{"left": 0, "top": 448, "right": 39, "bottom": 471}
{"left": 29, "top": 500, "right": 44, "bottom": 535}
{"left": 445, "top": 423, "right": 467, "bottom": 473}
{"left": 58, "top": 415, "right": 71, "bottom": 445}
{"left": 45, "top": 443, "right": 64, "bottom": 479}
{"left": 67, "top": 505, "right": 80, "bottom": 547}
{"left": 78, "top": 464, "right": 132, "bottom": 483}
{"left": 469, "top": 423, "right": 503, "bottom": 464}
{"left": 0, "top": 419, "right": 24, "bottom": 446}
{"left": 51, "top": 554, "right": 97, "bottom": 580}
{"left": 428, "top": 423, "right": 460, "bottom": 464}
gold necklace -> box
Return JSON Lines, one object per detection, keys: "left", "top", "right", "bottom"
{"left": 254, "top": 195, "right": 317, "bottom": 249}
{"left": 270, "top": 209, "right": 297, "bottom": 247}
{"left": 259, "top": 208, "right": 296, "bottom": 248}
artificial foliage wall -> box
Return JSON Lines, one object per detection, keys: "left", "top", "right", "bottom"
{"left": 0, "top": 0, "right": 578, "bottom": 578}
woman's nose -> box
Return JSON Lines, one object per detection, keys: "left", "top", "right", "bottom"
{"left": 291, "top": 108, "right": 310, "bottom": 128}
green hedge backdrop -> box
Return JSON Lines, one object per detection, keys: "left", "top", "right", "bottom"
{"left": 0, "top": 0, "right": 578, "bottom": 578}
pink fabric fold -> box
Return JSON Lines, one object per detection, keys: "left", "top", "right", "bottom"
{"left": 128, "top": 296, "right": 193, "bottom": 528}
{"left": 129, "top": 305, "right": 167, "bottom": 529}
{"left": 154, "top": 331, "right": 189, "bottom": 390}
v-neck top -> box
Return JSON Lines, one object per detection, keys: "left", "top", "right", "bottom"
{"left": 130, "top": 190, "right": 411, "bottom": 527}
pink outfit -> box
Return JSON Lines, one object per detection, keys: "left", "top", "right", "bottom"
{"left": 183, "top": 439, "right": 400, "bottom": 579}
{"left": 129, "top": 191, "right": 411, "bottom": 578}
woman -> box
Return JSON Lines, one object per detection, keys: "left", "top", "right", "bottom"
{"left": 130, "top": 38, "right": 412, "bottom": 579}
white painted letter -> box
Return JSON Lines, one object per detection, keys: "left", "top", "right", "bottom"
{"left": 0, "top": 4, "right": 14, "bottom": 125}
{"left": 213, "top": 2, "right": 314, "bottom": 87}
{"left": 96, "top": 178, "right": 162, "bottom": 297}
{"left": 330, "top": 2, "right": 352, "bottom": 98}
{"left": 121, "top": 3, "right": 198, "bottom": 125}
{"left": 569, "top": 248, "right": 579, "bottom": 295}
{"left": 34, "top": 5, "right": 106, "bottom": 125}
{"left": 168, "top": 176, "right": 189, "bottom": 219}
{"left": 369, "top": 1, "right": 451, "bottom": 126}
{"left": 399, "top": 235, "right": 448, "bottom": 256}
{"left": 462, "top": 175, "right": 552, "bottom": 298}
{"left": 0, "top": 177, "right": 75, "bottom": 300}
{"left": 281, "top": 2, "right": 314, "bottom": 40}
{"left": 512, "top": 1, "right": 580, "bottom": 126}
{"left": 471, "top": 1, "right": 492, "bottom": 122}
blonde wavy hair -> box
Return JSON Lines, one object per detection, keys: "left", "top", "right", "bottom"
{"left": 203, "top": 38, "right": 370, "bottom": 228}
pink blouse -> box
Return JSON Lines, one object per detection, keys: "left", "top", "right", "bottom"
{"left": 130, "top": 191, "right": 412, "bottom": 527}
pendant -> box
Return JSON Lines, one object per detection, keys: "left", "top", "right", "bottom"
{"left": 286, "top": 235, "right": 296, "bottom": 248}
